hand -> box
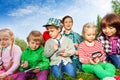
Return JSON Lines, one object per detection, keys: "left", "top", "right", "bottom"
{"left": 75, "top": 51, "right": 78, "bottom": 55}
{"left": 32, "top": 67, "right": 40, "bottom": 73}
{"left": 54, "top": 44, "right": 59, "bottom": 51}
{"left": 74, "top": 43, "right": 79, "bottom": 48}
{"left": 0, "top": 73, "right": 7, "bottom": 79}
{"left": 89, "top": 58, "right": 99, "bottom": 64}
{"left": 21, "top": 61, "right": 28, "bottom": 68}
{"left": 59, "top": 50, "right": 68, "bottom": 56}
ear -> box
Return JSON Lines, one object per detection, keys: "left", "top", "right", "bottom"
{"left": 58, "top": 28, "right": 61, "bottom": 33}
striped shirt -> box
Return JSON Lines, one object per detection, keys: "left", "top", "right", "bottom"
{"left": 78, "top": 40, "right": 105, "bottom": 64}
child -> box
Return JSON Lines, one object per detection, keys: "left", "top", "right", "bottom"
{"left": 44, "top": 18, "right": 76, "bottom": 78}
{"left": 16, "top": 30, "right": 49, "bottom": 80}
{"left": 78, "top": 23, "right": 117, "bottom": 80}
{"left": 98, "top": 13, "right": 120, "bottom": 68}
{"left": 62, "top": 15, "right": 83, "bottom": 71}
{"left": 0, "top": 28, "right": 22, "bottom": 79}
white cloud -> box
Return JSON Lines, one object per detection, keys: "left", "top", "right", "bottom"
{"left": 8, "top": 5, "right": 39, "bottom": 17}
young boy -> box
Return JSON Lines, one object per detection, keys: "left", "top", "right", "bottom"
{"left": 43, "top": 18, "right": 76, "bottom": 79}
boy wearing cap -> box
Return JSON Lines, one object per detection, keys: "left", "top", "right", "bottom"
{"left": 44, "top": 18, "right": 76, "bottom": 78}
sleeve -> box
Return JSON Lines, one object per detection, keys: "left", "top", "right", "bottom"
{"left": 44, "top": 39, "right": 56, "bottom": 57}
{"left": 5, "top": 45, "right": 22, "bottom": 75}
{"left": 19, "top": 50, "right": 27, "bottom": 72}
{"left": 98, "top": 42, "right": 106, "bottom": 61}
{"left": 78, "top": 45, "right": 89, "bottom": 64}
{"left": 75, "top": 33, "right": 83, "bottom": 44}
{"left": 37, "top": 49, "right": 50, "bottom": 70}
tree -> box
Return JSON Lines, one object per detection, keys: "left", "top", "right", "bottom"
{"left": 112, "top": 0, "right": 120, "bottom": 15}
{"left": 15, "top": 38, "right": 27, "bottom": 51}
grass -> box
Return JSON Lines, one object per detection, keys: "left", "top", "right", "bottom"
{"left": 47, "top": 68, "right": 120, "bottom": 80}
{"left": 29, "top": 68, "right": 120, "bottom": 80}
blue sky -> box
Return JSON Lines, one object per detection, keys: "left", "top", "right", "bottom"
{"left": 0, "top": 0, "right": 112, "bottom": 41}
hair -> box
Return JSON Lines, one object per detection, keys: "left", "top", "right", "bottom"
{"left": 82, "top": 23, "right": 97, "bottom": 38}
{"left": 62, "top": 15, "right": 73, "bottom": 24}
{"left": 100, "top": 13, "right": 120, "bottom": 36}
{"left": 0, "top": 28, "right": 14, "bottom": 57}
{"left": 0, "top": 28, "right": 14, "bottom": 41}
{"left": 27, "top": 30, "right": 44, "bottom": 46}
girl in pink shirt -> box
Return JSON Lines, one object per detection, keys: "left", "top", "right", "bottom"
{"left": 0, "top": 28, "right": 22, "bottom": 79}
{"left": 78, "top": 23, "right": 117, "bottom": 80}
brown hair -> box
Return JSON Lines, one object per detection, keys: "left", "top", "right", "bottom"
{"left": 62, "top": 15, "right": 73, "bottom": 24}
{"left": 27, "top": 30, "right": 44, "bottom": 46}
{"left": 100, "top": 13, "right": 120, "bottom": 35}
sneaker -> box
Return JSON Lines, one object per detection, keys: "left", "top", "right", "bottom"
{"left": 102, "top": 77, "right": 115, "bottom": 80}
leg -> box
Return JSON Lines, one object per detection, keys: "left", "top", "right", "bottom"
{"left": 16, "top": 72, "right": 35, "bottom": 80}
{"left": 108, "top": 54, "right": 120, "bottom": 68}
{"left": 36, "top": 70, "right": 49, "bottom": 80}
{"left": 51, "top": 65, "right": 63, "bottom": 78}
{"left": 15, "top": 72, "right": 26, "bottom": 80}
{"left": 63, "top": 62, "right": 76, "bottom": 77}
{"left": 75, "top": 57, "right": 82, "bottom": 71}
{"left": 93, "top": 62, "right": 115, "bottom": 79}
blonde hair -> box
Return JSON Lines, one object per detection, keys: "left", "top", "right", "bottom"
{"left": 82, "top": 23, "right": 97, "bottom": 38}
{"left": 27, "top": 30, "right": 44, "bottom": 46}
{"left": 0, "top": 28, "right": 14, "bottom": 60}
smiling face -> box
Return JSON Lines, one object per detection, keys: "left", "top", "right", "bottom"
{"left": 0, "top": 29, "right": 13, "bottom": 48}
{"left": 102, "top": 26, "right": 117, "bottom": 38}
{"left": 62, "top": 17, "right": 73, "bottom": 31}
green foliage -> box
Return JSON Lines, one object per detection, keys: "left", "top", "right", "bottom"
{"left": 112, "top": 0, "right": 120, "bottom": 15}
{"left": 15, "top": 37, "right": 27, "bottom": 51}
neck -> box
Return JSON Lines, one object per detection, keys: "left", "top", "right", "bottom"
{"left": 85, "top": 40, "right": 95, "bottom": 46}
{"left": 64, "top": 29, "right": 71, "bottom": 34}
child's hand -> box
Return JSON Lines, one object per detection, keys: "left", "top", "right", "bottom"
{"left": 0, "top": 73, "right": 7, "bottom": 79}
{"left": 0, "top": 65, "right": 3, "bottom": 70}
{"left": 74, "top": 43, "right": 79, "bottom": 48}
{"left": 59, "top": 50, "right": 68, "bottom": 56}
{"left": 32, "top": 66, "right": 40, "bottom": 73}
{"left": 54, "top": 44, "right": 59, "bottom": 51}
{"left": 75, "top": 51, "right": 78, "bottom": 55}
{"left": 21, "top": 61, "right": 28, "bottom": 68}
{"left": 93, "top": 57, "right": 100, "bottom": 64}
{"left": 89, "top": 57, "right": 99, "bottom": 64}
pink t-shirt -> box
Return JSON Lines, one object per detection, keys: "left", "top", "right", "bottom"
{"left": 78, "top": 40, "right": 105, "bottom": 64}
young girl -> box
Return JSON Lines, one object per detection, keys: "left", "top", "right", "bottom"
{"left": 16, "top": 30, "right": 49, "bottom": 80}
{"left": 0, "top": 28, "right": 22, "bottom": 79}
{"left": 98, "top": 13, "right": 120, "bottom": 68}
{"left": 62, "top": 15, "right": 83, "bottom": 71}
{"left": 78, "top": 23, "right": 117, "bottom": 80}
{"left": 44, "top": 18, "right": 76, "bottom": 78}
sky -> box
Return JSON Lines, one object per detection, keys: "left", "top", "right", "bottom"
{"left": 0, "top": 0, "right": 113, "bottom": 41}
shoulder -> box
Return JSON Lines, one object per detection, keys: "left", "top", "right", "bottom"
{"left": 79, "top": 41, "right": 85, "bottom": 47}
{"left": 12, "top": 44, "right": 22, "bottom": 51}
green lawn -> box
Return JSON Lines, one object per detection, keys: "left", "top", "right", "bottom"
{"left": 30, "top": 68, "right": 120, "bottom": 80}
{"left": 47, "top": 68, "right": 120, "bottom": 80}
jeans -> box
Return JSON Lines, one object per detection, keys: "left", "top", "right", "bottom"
{"left": 51, "top": 62, "right": 76, "bottom": 78}
{"left": 16, "top": 70, "right": 49, "bottom": 80}
{"left": 108, "top": 54, "right": 120, "bottom": 68}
